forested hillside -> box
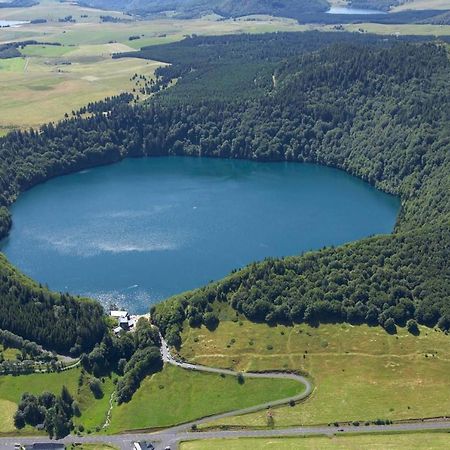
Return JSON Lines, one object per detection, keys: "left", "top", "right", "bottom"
{"left": 349, "top": 0, "right": 405, "bottom": 12}
{"left": 0, "top": 32, "right": 449, "bottom": 350}
{"left": 0, "top": 254, "right": 105, "bottom": 354}
{"left": 79, "top": 0, "right": 328, "bottom": 19}
{"left": 0, "top": 0, "right": 37, "bottom": 8}
{"left": 79, "top": 0, "right": 448, "bottom": 23}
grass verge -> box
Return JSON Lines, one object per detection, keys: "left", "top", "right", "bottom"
{"left": 180, "top": 430, "right": 450, "bottom": 449}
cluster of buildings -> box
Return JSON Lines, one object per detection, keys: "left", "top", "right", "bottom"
{"left": 110, "top": 310, "right": 138, "bottom": 335}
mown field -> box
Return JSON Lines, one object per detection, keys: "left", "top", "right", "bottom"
{"left": 107, "top": 364, "right": 303, "bottom": 433}
{"left": 0, "top": 362, "right": 303, "bottom": 435}
{"left": 178, "top": 318, "right": 450, "bottom": 428}
{"left": 0, "top": 45, "right": 161, "bottom": 131}
{"left": 0, "top": 369, "right": 80, "bottom": 434}
{"left": 181, "top": 431, "right": 450, "bottom": 450}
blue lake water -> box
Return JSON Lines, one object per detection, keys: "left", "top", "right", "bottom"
{"left": 326, "top": 6, "right": 386, "bottom": 14}
{"left": 0, "top": 157, "right": 400, "bottom": 313}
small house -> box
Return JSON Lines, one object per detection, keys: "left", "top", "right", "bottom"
{"left": 134, "top": 442, "right": 155, "bottom": 450}
{"left": 119, "top": 316, "right": 130, "bottom": 330}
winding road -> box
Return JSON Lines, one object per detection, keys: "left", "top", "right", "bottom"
{"left": 160, "top": 333, "right": 314, "bottom": 415}
{"left": 1, "top": 337, "right": 449, "bottom": 450}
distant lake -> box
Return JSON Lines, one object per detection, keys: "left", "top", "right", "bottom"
{"left": 0, "top": 157, "right": 400, "bottom": 313}
{"left": 326, "top": 6, "right": 387, "bottom": 14}
{"left": 0, "top": 20, "right": 30, "bottom": 27}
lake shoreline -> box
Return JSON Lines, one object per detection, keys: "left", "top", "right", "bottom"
{"left": 1, "top": 156, "right": 400, "bottom": 314}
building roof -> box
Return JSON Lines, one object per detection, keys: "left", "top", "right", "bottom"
{"left": 110, "top": 310, "right": 128, "bottom": 318}
{"left": 134, "top": 442, "right": 154, "bottom": 450}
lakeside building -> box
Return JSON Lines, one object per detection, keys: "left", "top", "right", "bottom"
{"left": 110, "top": 310, "right": 137, "bottom": 334}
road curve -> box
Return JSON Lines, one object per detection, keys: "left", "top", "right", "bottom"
{"left": 159, "top": 333, "right": 313, "bottom": 422}
{"left": 1, "top": 337, "right": 449, "bottom": 450}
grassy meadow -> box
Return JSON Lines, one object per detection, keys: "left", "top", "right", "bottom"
{"left": 107, "top": 364, "right": 303, "bottom": 433}
{"left": 0, "top": 46, "right": 162, "bottom": 130}
{"left": 0, "top": 344, "right": 21, "bottom": 360}
{"left": 0, "top": 368, "right": 116, "bottom": 435}
{"left": 181, "top": 431, "right": 450, "bottom": 450}
{"left": 178, "top": 318, "right": 450, "bottom": 428}
{"left": 0, "top": 369, "right": 80, "bottom": 434}
{"left": 74, "top": 375, "right": 116, "bottom": 432}
{"left": 0, "top": 360, "right": 304, "bottom": 435}
{"left": 393, "top": 0, "right": 450, "bottom": 11}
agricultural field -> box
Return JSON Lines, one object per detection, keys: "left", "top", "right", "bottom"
{"left": 1, "top": 0, "right": 449, "bottom": 131}
{"left": 0, "top": 399, "right": 16, "bottom": 434}
{"left": 180, "top": 431, "right": 450, "bottom": 450}
{"left": 0, "top": 0, "right": 124, "bottom": 22}
{"left": 178, "top": 319, "right": 450, "bottom": 428}
{"left": 0, "top": 369, "right": 80, "bottom": 434}
{"left": 0, "top": 45, "right": 161, "bottom": 131}
{"left": 107, "top": 364, "right": 303, "bottom": 433}
{"left": 0, "top": 0, "right": 309, "bottom": 131}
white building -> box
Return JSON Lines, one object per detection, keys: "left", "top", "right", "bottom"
{"left": 110, "top": 310, "right": 129, "bottom": 318}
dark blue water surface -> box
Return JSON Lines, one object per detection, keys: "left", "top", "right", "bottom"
{"left": 0, "top": 157, "right": 400, "bottom": 313}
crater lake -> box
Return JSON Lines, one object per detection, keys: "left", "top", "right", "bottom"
{"left": 0, "top": 157, "right": 400, "bottom": 313}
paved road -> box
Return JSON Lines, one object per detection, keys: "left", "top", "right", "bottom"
{"left": 2, "top": 338, "right": 449, "bottom": 449}
{"left": 160, "top": 333, "right": 313, "bottom": 411}
{"left": 2, "top": 420, "right": 450, "bottom": 450}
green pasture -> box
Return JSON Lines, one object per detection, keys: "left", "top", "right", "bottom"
{"left": 107, "top": 364, "right": 303, "bottom": 433}
{"left": 21, "top": 44, "right": 73, "bottom": 58}
{"left": 181, "top": 431, "right": 450, "bottom": 450}
{"left": 179, "top": 320, "right": 450, "bottom": 428}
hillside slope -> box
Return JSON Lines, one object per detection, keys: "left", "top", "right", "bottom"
{"left": 0, "top": 32, "right": 448, "bottom": 351}
{"left": 79, "top": 0, "right": 328, "bottom": 19}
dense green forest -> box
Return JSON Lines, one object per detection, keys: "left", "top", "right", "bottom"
{"left": 0, "top": 254, "right": 105, "bottom": 354}
{"left": 0, "top": 41, "right": 61, "bottom": 60}
{"left": 81, "top": 318, "right": 162, "bottom": 404}
{"left": 80, "top": 0, "right": 328, "bottom": 19}
{"left": 424, "top": 11, "right": 450, "bottom": 25}
{"left": 14, "top": 386, "right": 76, "bottom": 439}
{"left": 349, "top": 0, "right": 404, "bottom": 12}
{"left": 0, "top": 31, "right": 449, "bottom": 352}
